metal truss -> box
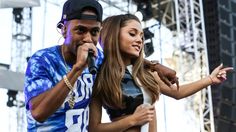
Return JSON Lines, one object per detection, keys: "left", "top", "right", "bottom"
{"left": 174, "top": 0, "right": 214, "bottom": 131}
{"left": 10, "top": 7, "right": 32, "bottom": 131}
{"left": 11, "top": 8, "right": 32, "bottom": 72}
{"left": 152, "top": 0, "right": 176, "bottom": 30}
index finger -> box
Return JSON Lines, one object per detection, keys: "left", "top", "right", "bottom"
{"left": 86, "top": 43, "right": 98, "bottom": 57}
{"left": 221, "top": 67, "right": 234, "bottom": 72}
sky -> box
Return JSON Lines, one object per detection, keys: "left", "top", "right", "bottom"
{"left": 0, "top": 0, "right": 201, "bottom": 132}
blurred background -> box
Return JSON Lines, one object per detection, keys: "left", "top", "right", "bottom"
{"left": 0, "top": 0, "right": 236, "bottom": 131}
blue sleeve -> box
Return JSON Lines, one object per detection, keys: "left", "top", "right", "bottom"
{"left": 24, "top": 53, "right": 54, "bottom": 110}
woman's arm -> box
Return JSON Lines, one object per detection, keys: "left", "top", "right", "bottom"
{"left": 148, "top": 106, "right": 157, "bottom": 132}
{"left": 153, "top": 64, "right": 233, "bottom": 99}
{"left": 159, "top": 75, "right": 212, "bottom": 99}
{"left": 89, "top": 97, "right": 155, "bottom": 132}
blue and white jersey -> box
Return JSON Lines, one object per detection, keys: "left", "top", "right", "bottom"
{"left": 24, "top": 45, "right": 104, "bottom": 132}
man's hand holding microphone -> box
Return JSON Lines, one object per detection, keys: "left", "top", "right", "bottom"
{"left": 75, "top": 42, "right": 98, "bottom": 75}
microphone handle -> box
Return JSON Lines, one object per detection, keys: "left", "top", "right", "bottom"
{"left": 87, "top": 49, "right": 97, "bottom": 75}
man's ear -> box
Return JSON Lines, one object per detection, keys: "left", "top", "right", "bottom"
{"left": 61, "top": 25, "right": 67, "bottom": 38}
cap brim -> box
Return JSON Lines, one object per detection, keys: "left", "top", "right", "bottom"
{"left": 79, "top": 14, "right": 98, "bottom": 20}
{"left": 57, "top": 14, "right": 99, "bottom": 29}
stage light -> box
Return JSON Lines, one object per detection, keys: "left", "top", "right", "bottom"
{"left": 134, "top": 11, "right": 143, "bottom": 22}
{"left": 7, "top": 90, "right": 18, "bottom": 107}
{"left": 143, "top": 28, "right": 154, "bottom": 57}
{"left": 13, "top": 8, "right": 23, "bottom": 24}
{"left": 135, "top": 0, "right": 153, "bottom": 21}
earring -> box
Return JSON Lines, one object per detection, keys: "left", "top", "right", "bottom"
{"left": 57, "top": 22, "right": 66, "bottom": 38}
{"left": 57, "top": 22, "right": 64, "bottom": 29}
{"left": 56, "top": 22, "right": 64, "bottom": 35}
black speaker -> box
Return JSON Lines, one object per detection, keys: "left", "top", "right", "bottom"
{"left": 203, "top": 0, "right": 221, "bottom": 126}
{"left": 221, "top": 85, "right": 236, "bottom": 104}
{"left": 219, "top": 102, "right": 236, "bottom": 121}
{"left": 203, "top": 0, "right": 236, "bottom": 131}
{"left": 217, "top": 118, "right": 236, "bottom": 132}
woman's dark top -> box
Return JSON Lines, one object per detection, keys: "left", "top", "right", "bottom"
{"left": 104, "top": 69, "right": 144, "bottom": 120}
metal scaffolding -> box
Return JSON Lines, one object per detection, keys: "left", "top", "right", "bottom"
{"left": 11, "top": 7, "right": 32, "bottom": 72}
{"left": 174, "top": 0, "right": 214, "bottom": 131}
{"left": 10, "top": 7, "right": 33, "bottom": 131}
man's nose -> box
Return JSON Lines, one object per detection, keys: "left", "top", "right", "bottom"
{"left": 82, "top": 32, "right": 93, "bottom": 43}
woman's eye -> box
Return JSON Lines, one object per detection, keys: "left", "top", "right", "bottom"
{"left": 129, "top": 32, "right": 135, "bottom": 36}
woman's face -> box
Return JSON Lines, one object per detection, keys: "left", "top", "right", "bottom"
{"left": 119, "top": 20, "right": 144, "bottom": 65}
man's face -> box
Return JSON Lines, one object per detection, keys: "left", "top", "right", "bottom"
{"left": 63, "top": 11, "right": 101, "bottom": 56}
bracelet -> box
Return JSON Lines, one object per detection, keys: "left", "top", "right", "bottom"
{"left": 208, "top": 76, "right": 214, "bottom": 85}
{"left": 63, "top": 75, "right": 75, "bottom": 109}
{"left": 63, "top": 75, "right": 74, "bottom": 90}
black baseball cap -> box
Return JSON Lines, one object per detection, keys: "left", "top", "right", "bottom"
{"left": 57, "top": 0, "right": 103, "bottom": 29}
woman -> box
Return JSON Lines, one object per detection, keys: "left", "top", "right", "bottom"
{"left": 89, "top": 14, "right": 233, "bottom": 132}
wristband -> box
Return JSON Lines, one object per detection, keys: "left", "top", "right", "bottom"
{"left": 208, "top": 76, "right": 214, "bottom": 85}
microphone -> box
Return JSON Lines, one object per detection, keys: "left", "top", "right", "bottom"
{"left": 87, "top": 49, "right": 97, "bottom": 75}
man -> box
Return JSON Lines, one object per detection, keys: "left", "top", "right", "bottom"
{"left": 24, "top": 0, "right": 178, "bottom": 131}
{"left": 24, "top": 0, "right": 103, "bottom": 131}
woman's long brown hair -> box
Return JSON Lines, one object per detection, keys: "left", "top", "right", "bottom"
{"left": 93, "top": 14, "right": 160, "bottom": 108}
